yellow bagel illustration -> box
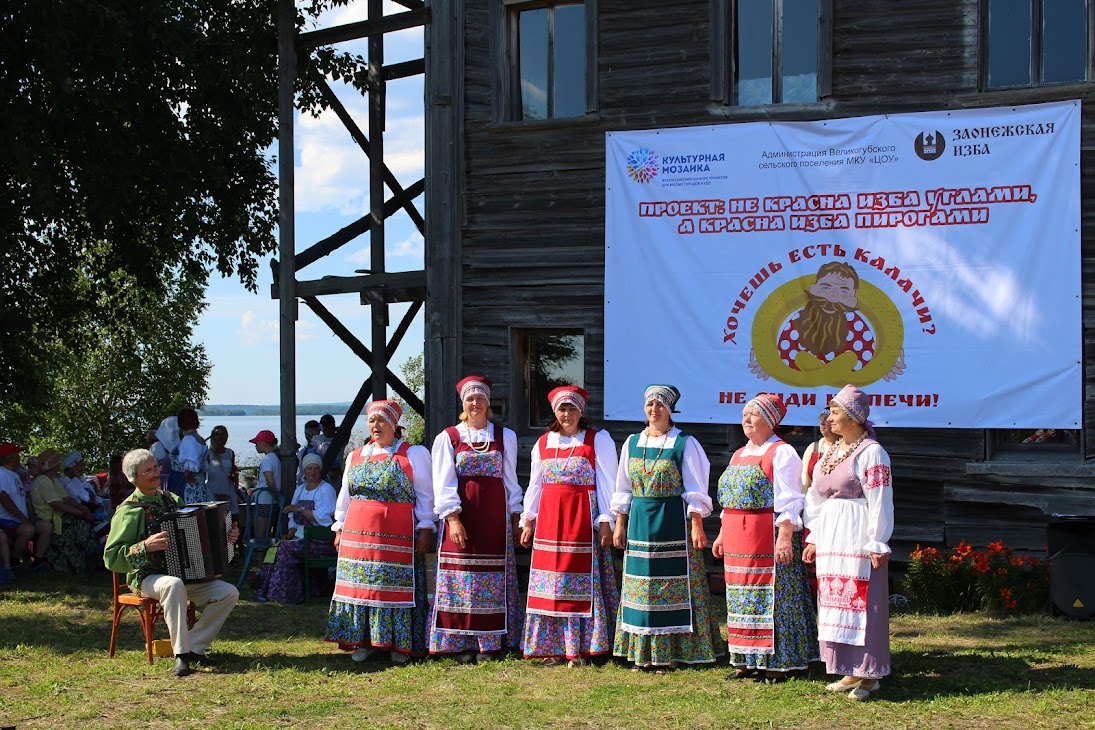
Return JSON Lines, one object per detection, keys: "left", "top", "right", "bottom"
{"left": 751, "top": 275, "right": 904, "bottom": 388}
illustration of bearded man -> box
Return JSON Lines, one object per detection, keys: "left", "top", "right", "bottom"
{"left": 777, "top": 262, "right": 875, "bottom": 371}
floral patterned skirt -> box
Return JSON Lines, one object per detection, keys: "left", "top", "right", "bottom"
{"left": 325, "top": 546, "right": 430, "bottom": 657}
{"left": 613, "top": 528, "right": 725, "bottom": 667}
{"left": 256, "top": 538, "right": 336, "bottom": 604}
{"left": 523, "top": 540, "right": 619, "bottom": 660}
{"left": 429, "top": 525, "right": 523, "bottom": 655}
{"left": 46, "top": 515, "right": 95, "bottom": 574}
{"left": 728, "top": 530, "right": 819, "bottom": 671}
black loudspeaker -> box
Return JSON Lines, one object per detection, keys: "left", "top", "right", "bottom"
{"left": 1047, "top": 515, "right": 1095, "bottom": 620}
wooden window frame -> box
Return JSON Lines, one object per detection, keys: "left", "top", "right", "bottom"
{"left": 978, "top": 0, "right": 1095, "bottom": 90}
{"left": 710, "top": 0, "right": 832, "bottom": 106}
{"left": 988, "top": 428, "right": 1083, "bottom": 457}
{"left": 491, "top": 0, "right": 598, "bottom": 123}
{"left": 509, "top": 327, "right": 586, "bottom": 434}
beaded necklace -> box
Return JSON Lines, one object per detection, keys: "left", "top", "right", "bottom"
{"left": 641, "top": 427, "right": 671, "bottom": 474}
{"left": 465, "top": 422, "right": 493, "bottom": 454}
{"left": 553, "top": 431, "right": 582, "bottom": 474}
{"left": 818, "top": 432, "right": 867, "bottom": 475}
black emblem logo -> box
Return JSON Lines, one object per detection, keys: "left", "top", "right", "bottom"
{"left": 914, "top": 131, "right": 945, "bottom": 161}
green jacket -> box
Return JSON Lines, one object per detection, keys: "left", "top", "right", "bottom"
{"left": 103, "top": 490, "right": 183, "bottom": 593}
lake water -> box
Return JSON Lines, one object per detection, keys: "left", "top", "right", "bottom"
{"left": 203, "top": 414, "right": 365, "bottom": 467}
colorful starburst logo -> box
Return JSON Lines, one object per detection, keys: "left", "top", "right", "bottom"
{"left": 626, "top": 148, "right": 659, "bottom": 184}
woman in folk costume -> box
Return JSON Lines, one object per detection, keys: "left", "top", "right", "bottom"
{"left": 801, "top": 408, "right": 839, "bottom": 491}
{"left": 712, "top": 393, "right": 818, "bottom": 683}
{"left": 803, "top": 385, "right": 894, "bottom": 700}
{"left": 519, "top": 386, "right": 619, "bottom": 667}
{"left": 324, "top": 400, "right": 436, "bottom": 664}
{"left": 430, "top": 375, "right": 524, "bottom": 662}
{"left": 611, "top": 385, "right": 723, "bottom": 673}
{"left": 799, "top": 407, "right": 838, "bottom": 600}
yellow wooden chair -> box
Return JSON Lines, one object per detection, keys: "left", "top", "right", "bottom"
{"left": 109, "top": 572, "right": 195, "bottom": 664}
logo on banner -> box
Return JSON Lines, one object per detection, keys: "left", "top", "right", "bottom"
{"left": 748, "top": 263, "right": 906, "bottom": 388}
{"left": 914, "top": 130, "right": 946, "bottom": 161}
{"left": 626, "top": 148, "right": 659, "bottom": 184}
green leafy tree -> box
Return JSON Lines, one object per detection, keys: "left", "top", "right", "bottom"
{"left": 3, "top": 267, "right": 210, "bottom": 470}
{"left": 0, "top": 0, "right": 369, "bottom": 403}
{"left": 394, "top": 354, "right": 425, "bottom": 445}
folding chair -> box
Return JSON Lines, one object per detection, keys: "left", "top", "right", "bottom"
{"left": 235, "top": 486, "right": 284, "bottom": 589}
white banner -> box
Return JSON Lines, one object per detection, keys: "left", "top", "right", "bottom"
{"left": 604, "top": 101, "right": 1081, "bottom": 428}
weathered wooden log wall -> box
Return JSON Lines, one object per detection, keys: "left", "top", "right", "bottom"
{"left": 432, "top": 0, "right": 1095, "bottom": 557}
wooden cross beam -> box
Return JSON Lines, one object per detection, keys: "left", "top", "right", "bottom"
{"left": 316, "top": 79, "right": 425, "bottom": 233}
{"left": 294, "top": 178, "right": 424, "bottom": 271}
{"left": 301, "top": 296, "right": 425, "bottom": 415}
{"left": 296, "top": 7, "right": 430, "bottom": 50}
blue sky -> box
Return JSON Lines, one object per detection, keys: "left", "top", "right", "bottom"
{"left": 195, "top": 2, "right": 425, "bottom": 404}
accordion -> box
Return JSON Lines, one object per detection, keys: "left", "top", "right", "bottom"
{"left": 162, "top": 501, "right": 235, "bottom": 583}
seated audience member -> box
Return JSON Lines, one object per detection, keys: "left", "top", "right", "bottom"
{"left": 22, "top": 455, "right": 39, "bottom": 492}
{"left": 255, "top": 453, "right": 337, "bottom": 603}
{"left": 0, "top": 443, "right": 51, "bottom": 572}
{"left": 104, "top": 449, "right": 240, "bottom": 677}
{"left": 61, "top": 451, "right": 109, "bottom": 538}
{"left": 106, "top": 453, "right": 135, "bottom": 516}
{"left": 30, "top": 449, "right": 98, "bottom": 573}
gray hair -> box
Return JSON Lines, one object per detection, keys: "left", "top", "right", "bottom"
{"left": 122, "top": 448, "right": 156, "bottom": 482}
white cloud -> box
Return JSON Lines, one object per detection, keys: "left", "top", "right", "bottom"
{"left": 292, "top": 1, "right": 425, "bottom": 215}
{"left": 294, "top": 100, "right": 424, "bottom": 215}
{"left": 239, "top": 310, "right": 277, "bottom": 346}
{"left": 239, "top": 310, "right": 320, "bottom": 345}
{"left": 393, "top": 232, "right": 423, "bottom": 258}
{"left": 347, "top": 244, "right": 371, "bottom": 264}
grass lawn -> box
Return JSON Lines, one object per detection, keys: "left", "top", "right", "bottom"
{"left": 2, "top": 568, "right": 1094, "bottom": 729}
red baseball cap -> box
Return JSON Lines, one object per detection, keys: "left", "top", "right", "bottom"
{"left": 0, "top": 443, "right": 27, "bottom": 458}
{"left": 249, "top": 430, "right": 277, "bottom": 444}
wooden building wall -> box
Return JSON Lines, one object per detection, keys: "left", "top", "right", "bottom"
{"left": 432, "top": 0, "right": 1095, "bottom": 557}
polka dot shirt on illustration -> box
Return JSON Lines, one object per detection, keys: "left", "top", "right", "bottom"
{"left": 777, "top": 310, "right": 876, "bottom": 370}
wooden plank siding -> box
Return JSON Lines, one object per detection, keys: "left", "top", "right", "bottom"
{"left": 429, "top": 0, "right": 1095, "bottom": 557}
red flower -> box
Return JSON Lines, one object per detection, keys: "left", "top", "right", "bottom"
{"left": 954, "top": 541, "right": 973, "bottom": 557}
{"left": 988, "top": 541, "right": 1006, "bottom": 555}
{"left": 971, "top": 552, "right": 991, "bottom": 575}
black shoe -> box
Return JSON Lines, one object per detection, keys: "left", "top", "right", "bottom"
{"left": 172, "top": 655, "right": 193, "bottom": 677}
{"left": 725, "top": 667, "right": 760, "bottom": 680}
{"left": 187, "top": 652, "right": 220, "bottom": 667}
{"left": 756, "top": 673, "right": 790, "bottom": 685}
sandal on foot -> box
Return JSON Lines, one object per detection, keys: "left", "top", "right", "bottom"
{"left": 848, "top": 680, "right": 880, "bottom": 700}
{"left": 825, "top": 676, "right": 861, "bottom": 692}
{"left": 567, "top": 658, "right": 588, "bottom": 668}
{"left": 725, "top": 667, "right": 759, "bottom": 680}
{"left": 653, "top": 662, "right": 678, "bottom": 675}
